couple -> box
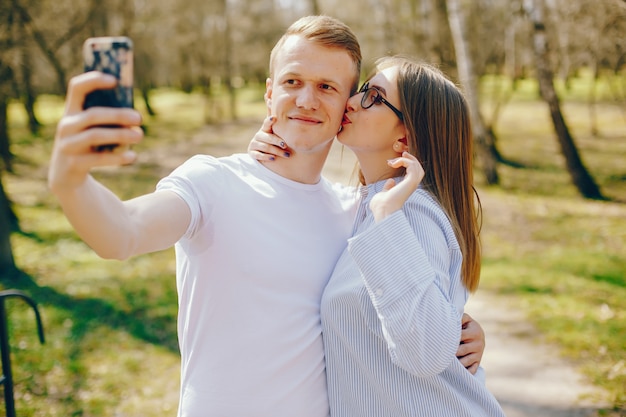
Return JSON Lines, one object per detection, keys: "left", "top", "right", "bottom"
{"left": 49, "top": 15, "right": 504, "bottom": 417}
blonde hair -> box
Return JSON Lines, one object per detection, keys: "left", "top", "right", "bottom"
{"left": 269, "top": 15, "right": 362, "bottom": 94}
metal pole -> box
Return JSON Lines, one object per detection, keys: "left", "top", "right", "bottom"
{"left": 0, "top": 297, "right": 15, "bottom": 417}
{"left": 0, "top": 290, "right": 45, "bottom": 417}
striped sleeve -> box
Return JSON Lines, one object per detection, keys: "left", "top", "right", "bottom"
{"left": 347, "top": 194, "right": 463, "bottom": 377}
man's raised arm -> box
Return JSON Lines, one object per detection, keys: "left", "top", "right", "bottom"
{"left": 48, "top": 72, "right": 190, "bottom": 260}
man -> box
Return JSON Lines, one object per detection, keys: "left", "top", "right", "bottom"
{"left": 49, "top": 16, "right": 483, "bottom": 417}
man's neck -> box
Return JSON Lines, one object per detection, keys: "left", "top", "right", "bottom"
{"left": 259, "top": 145, "right": 332, "bottom": 185}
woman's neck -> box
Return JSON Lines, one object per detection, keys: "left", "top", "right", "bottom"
{"left": 355, "top": 151, "right": 400, "bottom": 185}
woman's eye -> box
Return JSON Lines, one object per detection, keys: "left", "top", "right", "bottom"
{"left": 367, "top": 94, "right": 379, "bottom": 106}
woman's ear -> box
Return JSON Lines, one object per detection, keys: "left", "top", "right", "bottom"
{"left": 393, "top": 138, "right": 409, "bottom": 154}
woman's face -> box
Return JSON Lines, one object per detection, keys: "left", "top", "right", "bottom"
{"left": 337, "top": 65, "right": 405, "bottom": 154}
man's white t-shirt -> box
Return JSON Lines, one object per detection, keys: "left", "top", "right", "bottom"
{"left": 156, "top": 154, "right": 356, "bottom": 417}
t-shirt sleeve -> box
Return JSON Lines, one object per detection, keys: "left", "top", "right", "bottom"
{"left": 156, "top": 155, "right": 223, "bottom": 239}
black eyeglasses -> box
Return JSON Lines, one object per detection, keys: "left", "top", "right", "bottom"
{"left": 359, "top": 83, "right": 404, "bottom": 121}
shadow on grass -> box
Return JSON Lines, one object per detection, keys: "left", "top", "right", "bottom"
{"left": 517, "top": 284, "right": 554, "bottom": 294}
{"left": 497, "top": 155, "right": 531, "bottom": 169}
{"left": 0, "top": 268, "right": 179, "bottom": 353}
{"left": 591, "top": 272, "right": 626, "bottom": 288}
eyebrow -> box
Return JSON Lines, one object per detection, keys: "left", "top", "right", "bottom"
{"left": 372, "top": 85, "right": 389, "bottom": 96}
{"left": 364, "top": 81, "right": 389, "bottom": 97}
{"left": 281, "top": 71, "right": 342, "bottom": 86}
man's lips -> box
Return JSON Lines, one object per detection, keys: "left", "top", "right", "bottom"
{"left": 289, "top": 115, "right": 322, "bottom": 124}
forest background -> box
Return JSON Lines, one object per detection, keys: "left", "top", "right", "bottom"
{"left": 0, "top": 0, "right": 624, "bottom": 416}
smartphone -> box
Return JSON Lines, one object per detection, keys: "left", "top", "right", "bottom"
{"left": 82, "top": 36, "right": 134, "bottom": 151}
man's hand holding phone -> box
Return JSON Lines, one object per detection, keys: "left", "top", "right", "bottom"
{"left": 48, "top": 71, "right": 143, "bottom": 195}
{"left": 82, "top": 36, "right": 135, "bottom": 152}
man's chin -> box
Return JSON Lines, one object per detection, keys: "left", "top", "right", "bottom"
{"left": 286, "top": 140, "right": 334, "bottom": 154}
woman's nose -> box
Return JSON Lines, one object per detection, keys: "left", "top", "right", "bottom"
{"left": 345, "top": 93, "right": 360, "bottom": 112}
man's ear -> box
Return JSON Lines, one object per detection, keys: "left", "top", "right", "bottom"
{"left": 265, "top": 77, "right": 273, "bottom": 111}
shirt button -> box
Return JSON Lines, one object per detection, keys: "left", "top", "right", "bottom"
{"left": 375, "top": 288, "right": 384, "bottom": 297}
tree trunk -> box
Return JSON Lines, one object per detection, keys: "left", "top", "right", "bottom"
{"left": 16, "top": 7, "right": 40, "bottom": 135}
{"left": 0, "top": 173, "right": 16, "bottom": 274}
{"left": 0, "top": 98, "right": 11, "bottom": 172}
{"left": 446, "top": 0, "right": 499, "bottom": 185}
{"left": 141, "top": 86, "right": 156, "bottom": 117}
{"left": 309, "top": 0, "right": 320, "bottom": 14}
{"left": 0, "top": 63, "right": 14, "bottom": 173}
{"left": 13, "top": 2, "right": 67, "bottom": 93}
{"left": 524, "top": 0, "right": 605, "bottom": 200}
{"left": 0, "top": 92, "right": 16, "bottom": 273}
{"left": 588, "top": 64, "right": 599, "bottom": 137}
{"left": 20, "top": 55, "right": 41, "bottom": 135}
{"left": 223, "top": 0, "right": 237, "bottom": 121}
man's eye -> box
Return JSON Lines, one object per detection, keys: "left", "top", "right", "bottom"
{"left": 320, "top": 84, "right": 334, "bottom": 91}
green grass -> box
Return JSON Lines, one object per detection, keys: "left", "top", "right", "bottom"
{"left": 1, "top": 76, "right": 625, "bottom": 415}
{"left": 477, "top": 73, "right": 626, "bottom": 412}
{"left": 477, "top": 190, "right": 625, "bottom": 410}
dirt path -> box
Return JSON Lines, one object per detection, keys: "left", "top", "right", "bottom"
{"left": 466, "top": 292, "right": 609, "bottom": 417}
{"left": 152, "top": 119, "right": 611, "bottom": 417}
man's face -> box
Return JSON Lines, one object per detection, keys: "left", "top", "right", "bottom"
{"left": 265, "top": 36, "right": 357, "bottom": 154}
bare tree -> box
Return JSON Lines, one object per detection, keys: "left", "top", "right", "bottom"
{"left": 309, "top": 0, "right": 321, "bottom": 14}
{"left": 15, "top": 16, "right": 41, "bottom": 135}
{"left": 523, "top": 0, "right": 605, "bottom": 200}
{"left": 446, "top": 0, "right": 499, "bottom": 185}
{"left": 0, "top": 62, "right": 14, "bottom": 173}
{"left": 0, "top": 3, "right": 18, "bottom": 273}
{"left": 0, "top": 175, "right": 16, "bottom": 273}
{"left": 12, "top": 0, "right": 69, "bottom": 93}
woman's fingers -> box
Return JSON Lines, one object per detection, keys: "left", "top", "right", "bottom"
{"left": 248, "top": 117, "right": 291, "bottom": 160}
{"left": 381, "top": 178, "right": 396, "bottom": 191}
{"left": 260, "top": 115, "right": 277, "bottom": 134}
{"left": 386, "top": 152, "right": 425, "bottom": 191}
{"left": 260, "top": 116, "right": 286, "bottom": 148}
{"left": 249, "top": 149, "right": 277, "bottom": 162}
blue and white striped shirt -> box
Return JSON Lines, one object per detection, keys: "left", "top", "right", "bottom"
{"left": 321, "top": 180, "right": 505, "bottom": 417}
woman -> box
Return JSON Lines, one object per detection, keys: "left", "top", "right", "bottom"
{"left": 251, "top": 57, "right": 503, "bottom": 416}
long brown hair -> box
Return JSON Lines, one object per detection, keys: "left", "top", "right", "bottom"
{"left": 373, "top": 57, "right": 482, "bottom": 292}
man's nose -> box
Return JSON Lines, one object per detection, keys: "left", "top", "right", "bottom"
{"left": 296, "top": 85, "right": 320, "bottom": 109}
